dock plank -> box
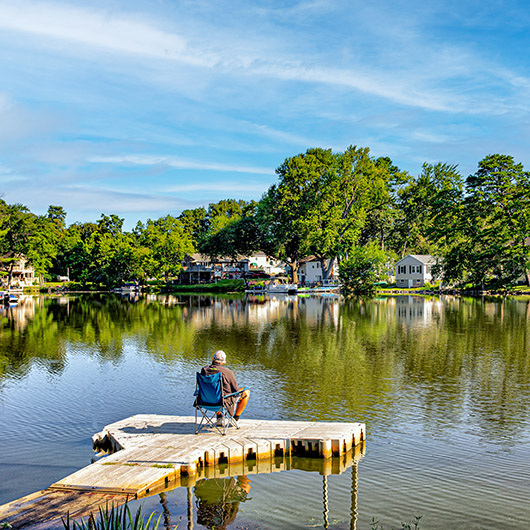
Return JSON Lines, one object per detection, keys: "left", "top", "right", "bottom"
{"left": 50, "top": 414, "right": 365, "bottom": 497}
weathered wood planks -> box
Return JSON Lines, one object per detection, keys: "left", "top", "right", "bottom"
{"left": 47, "top": 414, "right": 365, "bottom": 498}
{"left": 0, "top": 415, "right": 365, "bottom": 528}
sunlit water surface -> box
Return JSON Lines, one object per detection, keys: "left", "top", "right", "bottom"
{"left": 1, "top": 294, "right": 529, "bottom": 528}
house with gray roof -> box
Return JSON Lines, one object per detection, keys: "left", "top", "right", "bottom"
{"left": 395, "top": 254, "right": 439, "bottom": 288}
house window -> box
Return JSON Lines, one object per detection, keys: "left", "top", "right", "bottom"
{"left": 409, "top": 265, "right": 422, "bottom": 274}
{"left": 398, "top": 265, "right": 406, "bottom": 274}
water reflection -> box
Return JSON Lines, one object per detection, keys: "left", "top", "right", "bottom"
{"left": 194, "top": 475, "right": 251, "bottom": 529}
{"left": 394, "top": 295, "right": 444, "bottom": 326}
{"left": 2, "top": 294, "right": 530, "bottom": 527}
{"left": 144, "top": 448, "right": 364, "bottom": 530}
{"left": 1, "top": 294, "right": 530, "bottom": 445}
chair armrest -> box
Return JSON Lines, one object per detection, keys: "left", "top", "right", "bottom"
{"left": 224, "top": 388, "right": 247, "bottom": 399}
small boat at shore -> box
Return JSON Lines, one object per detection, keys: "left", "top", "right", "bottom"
{"left": 266, "top": 278, "right": 298, "bottom": 294}
{"left": 297, "top": 279, "right": 340, "bottom": 294}
{"left": 112, "top": 283, "right": 141, "bottom": 294}
{"left": 0, "top": 291, "right": 19, "bottom": 305}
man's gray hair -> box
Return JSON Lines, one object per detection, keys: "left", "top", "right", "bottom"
{"left": 213, "top": 350, "right": 226, "bottom": 363}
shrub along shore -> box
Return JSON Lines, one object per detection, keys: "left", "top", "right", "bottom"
{"left": 20, "top": 279, "right": 530, "bottom": 297}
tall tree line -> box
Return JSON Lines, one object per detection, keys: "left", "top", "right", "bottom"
{"left": 1, "top": 149, "right": 529, "bottom": 290}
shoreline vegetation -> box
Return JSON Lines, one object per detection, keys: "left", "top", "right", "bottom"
{"left": 19, "top": 279, "right": 530, "bottom": 298}
{"left": 1, "top": 151, "right": 530, "bottom": 295}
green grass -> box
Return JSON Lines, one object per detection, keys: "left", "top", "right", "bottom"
{"left": 167, "top": 279, "right": 245, "bottom": 293}
{"left": 151, "top": 463, "right": 173, "bottom": 468}
{"left": 25, "top": 281, "right": 106, "bottom": 293}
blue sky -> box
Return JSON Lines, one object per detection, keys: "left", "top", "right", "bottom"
{"left": 1, "top": 0, "right": 530, "bottom": 229}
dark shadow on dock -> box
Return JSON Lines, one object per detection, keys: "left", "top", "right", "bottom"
{"left": 119, "top": 421, "right": 199, "bottom": 435}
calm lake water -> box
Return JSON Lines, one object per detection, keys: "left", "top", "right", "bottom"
{"left": 1, "top": 293, "right": 529, "bottom": 528}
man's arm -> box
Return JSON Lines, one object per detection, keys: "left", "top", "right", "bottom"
{"left": 222, "top": 366, "right": 239, "bottom": 394}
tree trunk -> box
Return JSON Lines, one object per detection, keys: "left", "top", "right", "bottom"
{"left": 7, "top": 263, "right": 13, "bottom": 288}
{"left": 318, "top": 256, "right": 328, "bottom": 280}
{"left": 320, "top": 256, "right": 335, "bottom": 280}
{"left": 291, "top": 260, "right": 299, "bottom": 284}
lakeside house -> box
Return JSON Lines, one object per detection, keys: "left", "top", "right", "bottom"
{"left": 179, "top": 253, "right": 286, "bottom": 284}
{"left": 239, "top": 252, "right": 286, "bottom": 276}
{"left": 298, "top": 256, "right": 338, "bottom": 285}
{"left": 0, "top": 254, "right": 37, "bottom": 288}
{"left": 395, "top": 254, "right": 438, "bottom": 288}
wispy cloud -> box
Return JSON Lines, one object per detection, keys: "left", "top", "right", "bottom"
{"left": 0, "top": 2, "right": 194, "bottom": 63}
{"left": 89, "top": 155, "right": 273, "bottom": 175}
{"left": 0, "top": 94, "right": 67, "bottom": 142}
{"left": 1, "top": 0, "right": 529, "bottom": 226}
{"left": 0, "top": 0, "right": 499, "bottom": 113}
{"left": 2, "top": 183, "right": 193, "bottom": 217}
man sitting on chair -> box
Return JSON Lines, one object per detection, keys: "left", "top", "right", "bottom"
{"left": 201, "top": 350, "right": 250, "bottom": 426}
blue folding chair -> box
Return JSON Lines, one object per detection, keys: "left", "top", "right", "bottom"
{"left": 194, "top": 372, "right": 245, "bottom": 435}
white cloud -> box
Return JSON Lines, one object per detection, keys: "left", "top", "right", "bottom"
{"left": 0, "top": 95, "right": 67, "bottom": 142}
{"left": 2, "top": 183, "right": 190, "bottom": 215}
{"left": 0, "top": 163, "right": 13, "bottom": 175}
{"left": 0, "top": 0, "right": 498, "bottom": 113}
{"left": 89, "top": 154, "right": 273, "bottom": 175}
{"left": 0, "top": 2, "right": 195, "bottom": 63}
{"left": 411, "top": 130, "right": 453, "bottom": 144}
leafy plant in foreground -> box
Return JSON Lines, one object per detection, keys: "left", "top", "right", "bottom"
{"left": 62, "top": 502, "right": 174, "bottom": 530}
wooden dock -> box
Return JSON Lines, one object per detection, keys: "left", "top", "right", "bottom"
{"left": 53, "top": 414, "right": 365, "bottom": 497}
{"left": 0, "top": 414, "right": 365, "bottom": 528}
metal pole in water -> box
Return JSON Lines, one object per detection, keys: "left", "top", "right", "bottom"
{"left": 322, "top": 474, "right": 329, "bottom": 529}
{"left": 350, "top": 461, "right": 358, "bottom": 530}
{"left": 187, "top": 486, "right": 194, "bottom": 530}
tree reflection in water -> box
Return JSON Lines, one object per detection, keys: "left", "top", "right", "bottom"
{"left": 0, "top": 293, "right": 529, "bottom": 447}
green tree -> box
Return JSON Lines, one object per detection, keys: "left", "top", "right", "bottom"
{"left": 452, "top": 154, "right": 530, "bottom": 287}
{"left": 259, "top": 146, "right": 396, "bottom": 282}
{"left": 359, "top": 156, "right": 410, "bottom": 254}
{"left": 47, "top": 205, "right": 67, "bottom": 229}
{"left": 178, "top": 207, "right": 207, "bottom": 250}
{"left": 0, "top": 202, "right": 58, "bottom": 285}
{"left": 339, "top": 243, "right": 389, "bottom": 294}
{"left": 199, "top": 201, "right": 260, "bottom": 260}
{"left": 312, "top": 146, "right": 396, "bottom": 275}
{"left": 258, "top": 148, "right": 335, "bottom": 283}
{"left": 56, "top": 222, "right": 95, "bottom": 283}
{"left": 392, "top": 163, "right": 463, "bottom": 259}
{"left": 135, "top": 215, "right": 193, "bottom": 282}
{"left": 203, "top": 199, "right": 248, "bottom": 236}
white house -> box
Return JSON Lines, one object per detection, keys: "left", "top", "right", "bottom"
{"left": 395, "top": 254, "right": 438, "bottom": 288}
{"left": 298, "top": 256, "right": 338, "bottom": 285}
{"left": 0, "top": 255, "right": 36, "bottom": 288}
{"left": 239, "top": 252, "right": 285, "bottom": 276}
{"left": 180, "top": 253, "right": 286, "bottom": 284}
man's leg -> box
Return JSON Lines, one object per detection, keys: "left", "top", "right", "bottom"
{"left": 234, "top": 389, "right": 250, "bottom": 420}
